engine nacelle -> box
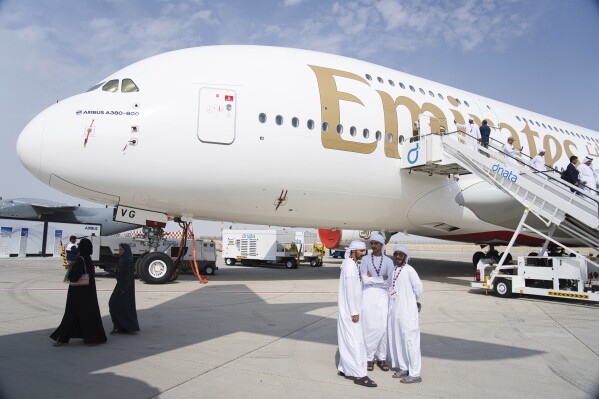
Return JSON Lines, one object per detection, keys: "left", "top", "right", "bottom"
{"left": 318, "top": 229, "right": 374, "bottom": 249}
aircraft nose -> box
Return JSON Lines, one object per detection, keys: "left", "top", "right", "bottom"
{"left": 16, "top": 111, "right": 45, "bottom": 182}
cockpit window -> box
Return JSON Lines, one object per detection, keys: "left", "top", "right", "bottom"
{"left": 86, "top": 82, "right": 106, "bottom": 92}
{"left": 121, "top": 78, "right": 139, "bottom": 93}
{"left": 102, "top": 79, "right": 119, "bottom": 93}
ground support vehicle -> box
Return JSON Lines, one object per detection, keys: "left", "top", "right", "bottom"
{"left": 91, "top": 235, "right": 217, "bottom": 283}
{"left": 471, "top": 255, "right": 599, "bottom": 301}
{"left": 222, "top": 229, "right": 323, "bottom": 269}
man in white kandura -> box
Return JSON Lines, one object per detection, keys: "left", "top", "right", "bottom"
{"left": 578, "top": 156, "right": 598, "bottom": 195}
{"left": 530, "top": 148, "right": 546, "bottom": 175}
{"left": 360, "top": 233, "right": 394, "bottom": 372}
{"left": 503, "top": 137, "right": 523, "bottom": 171}
{"left": 388, "top": 245, "right": 423, "bottom": 384}
{"left": 454, "top": 118, "right": 480, "bottom": 150}
{"left": 337, "top": 240, "right": 377, "bottom": 388}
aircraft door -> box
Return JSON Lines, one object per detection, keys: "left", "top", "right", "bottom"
{"left": 474, "top": 97, "right": 499, "bottom": 126}
{"left": 197, "top": 87, "right": 236, "bottom": 144}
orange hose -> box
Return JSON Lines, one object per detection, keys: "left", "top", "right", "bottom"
{"left": 188, "top": 224, "right": 208, "bottom": 283}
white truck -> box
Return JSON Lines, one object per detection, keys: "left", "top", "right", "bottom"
{"left": 471, "top": 255, "right": 599, "bottom": 301}
{"left": 222, "top": 229, "right": 324, "bottom": 268}
{"left": 90, "top": 235, "right": 217, "bottom": 283}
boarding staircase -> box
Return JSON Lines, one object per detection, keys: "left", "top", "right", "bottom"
{"left": 400, "top": 124, "right": 599, "bottom": 267}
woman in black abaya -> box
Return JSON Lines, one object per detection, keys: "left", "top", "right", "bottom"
{"left": 50, "top": 238, "right": 107, "bottom": 345}
{"left": 108, "top": 243, "right": 140, "bottom": 334}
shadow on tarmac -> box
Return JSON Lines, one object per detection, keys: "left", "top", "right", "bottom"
{"left": 0, "top": 280, "right": 545, "bottom": 398}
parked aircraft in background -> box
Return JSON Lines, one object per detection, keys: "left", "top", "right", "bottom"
{"left": 16, "top": 45, "right": 598, "bottom": 282}
{"left": 0, "top": 198, "right": 139, "bottom": 236}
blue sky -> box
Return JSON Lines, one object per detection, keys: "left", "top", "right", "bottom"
{"left": 1, "top": 0, "right": 598, "bottom": 209}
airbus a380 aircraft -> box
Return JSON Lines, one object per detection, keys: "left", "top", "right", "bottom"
{"left": 16, "top": 45, "right": 599, "bottom": 281}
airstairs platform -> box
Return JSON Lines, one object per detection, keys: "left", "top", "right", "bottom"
{"left": 400, "top": 127, "right": 599, "bottom": 271}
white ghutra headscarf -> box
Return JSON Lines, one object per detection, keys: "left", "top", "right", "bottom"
{"left": 344, "top": 240, "right": 366, "bottom": 259}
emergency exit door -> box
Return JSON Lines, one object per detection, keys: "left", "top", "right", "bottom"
{"left": 197, "top": 87, "right": 236, "bottom": 144}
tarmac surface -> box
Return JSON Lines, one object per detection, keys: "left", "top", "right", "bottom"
{"left": 1, "top": 250, "right": 599, "bottom": 399}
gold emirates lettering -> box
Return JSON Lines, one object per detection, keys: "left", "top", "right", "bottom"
{"left": 308, "top": 64, "right": 591, "bottom": 165}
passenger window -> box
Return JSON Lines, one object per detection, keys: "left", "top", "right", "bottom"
{"left": 387, "top": 132, "right": 393, "bottom": 143}
{"left": 429, "top": 91, "right": 434, "bottom": 97}
{"left": 464, "top": 100, "right": 469, "bottom": 107}
{"left": 121, "top": 79, "right": 139, "bottom": 93}
{"left": 516, "top": 116, "right": 521, "bottom": 121}
{"left": 276, "top": 115, "right": 283, "bottom": 125}
{"left": 399, "top": 83, "right": 405, "bottom": 89}
{"left": 365, "top": 74, "right": 372, "bottom": 81}
{"left": 363, "top": 129, "right": 370, "bottom": 139}
{"left": 398, "top": 135, "right": 405, "bottom": 144}
{"left": 375, "top": 131, "right": 382, "bottom": 141}
{"left": 102, "top": 79, "right": 119, "bottom": 93}
{"left": 322, "top": 122, "right": 329, "bottom": 132}
{"left": 409, "top": 85, "right": 415, "bottom": 92}
{"left": 292, "top": 117, "right": 299, "bottom": 127}
{"left": 456, "top": 98, "right": 462, "bottom": 105}
{"left": 307, "top": 119, "right": 314, "bottom": 129}
{"left": 389, "top": 80, "right": 395, "bottom": 86}
{"left": 258, "top": 113, "right": 267, "bottom": 123}
{"left": 336, "top": 124, "right": 343, "bottom": 134}
{"left": 377, "top": 77, "right": 384, "bottom": 83}
{"left": 350, "top": 126, "right": 356, "bottom": 136}
{"left": 419, "top": 88, "right": 425, "bottom": 95}
{"left": 437, "top": 93, "right": 444, "bottom": 100}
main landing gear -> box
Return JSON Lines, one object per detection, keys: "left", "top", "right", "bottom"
{"left": 472, "top": 245, "right": 512, "bottom": 267}
{"left": 135, "top": 226, "right": 177, "bottom": 284}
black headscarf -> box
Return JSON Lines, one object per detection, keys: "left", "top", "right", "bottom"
{"left": 78, "top": 238, "right": 93, "bottom": 256}
{"left": 119, "top": 243, "right": 133, "bottom": 266}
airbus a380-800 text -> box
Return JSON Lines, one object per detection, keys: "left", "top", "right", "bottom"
{"left": 16, "top": 45, "right": 599, "bottom": 280}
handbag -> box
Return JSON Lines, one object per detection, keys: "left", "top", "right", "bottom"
{"left": 69, "top": 257, "right": 90, "bottom": 286}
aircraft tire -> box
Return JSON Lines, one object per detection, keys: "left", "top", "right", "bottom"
{"left": 138, "top": 252, "right": 175, "bottom": 284}
{"left": 499, "top": 252, "right": 513, "bottom": 265}
{"left": 134, "top": 256, "right": 145, "bottom": 281}
{"left": 472, "top": 251, "right": 485, "bottom": 267}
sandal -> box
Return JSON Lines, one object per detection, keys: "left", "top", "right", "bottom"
{"left": 338, "top": 371, "right": 356, "bottom": 381}
{"left": 392, "top": 370, "right": 408, "bottom": 379}
{"left": 354, "top": 376, "right": 377, "bottom": 387}
{"left": 377, "top": 360, "right": 389, "bottom": 372}
{"left": 400, "top": 376, "right": 422, "bottom": 384}
{"left": 367, "top": 361, "right": 374, "bottom": 371}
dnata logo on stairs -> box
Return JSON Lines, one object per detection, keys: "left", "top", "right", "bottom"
{"left": 407, "top": 143, "right": 419, "bottom": 164}
{"left": 492, "top": 164, "right": 518, "bottom": 183}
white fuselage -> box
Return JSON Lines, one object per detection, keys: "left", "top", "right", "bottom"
{"left": 16, "top": 46, "right": 599, "bottom": 244}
